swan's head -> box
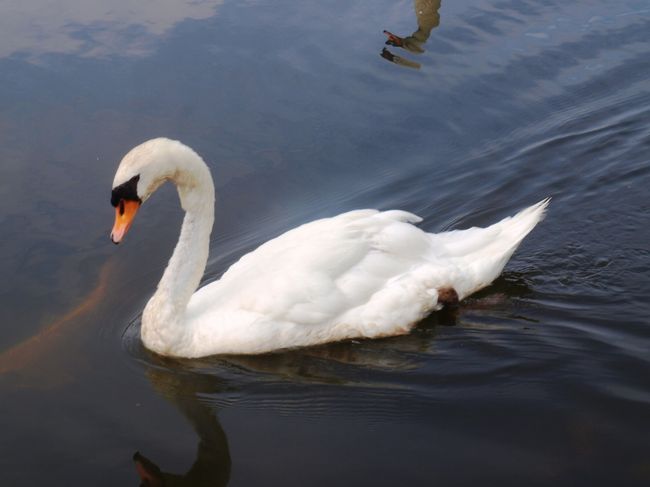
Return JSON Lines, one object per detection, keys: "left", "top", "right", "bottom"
{"left": 110, "top": 138, "right": 190, "bottom": 244}
{"left": 111, "top": 138, "right": 214, "bottom": 244}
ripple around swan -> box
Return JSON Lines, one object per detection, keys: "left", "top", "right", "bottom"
{"left": 121, "top": 271, "right": 615, "bottom": 421}
{"left": 121, "top": 218, "right": 650, "bottom": 429}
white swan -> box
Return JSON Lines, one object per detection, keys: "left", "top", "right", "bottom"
{"left": 110, "top": 138, "right": 549, "bottom": 357}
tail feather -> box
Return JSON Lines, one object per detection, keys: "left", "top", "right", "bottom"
{"left": 486, "top": 197, "right": 550, "bottom": 253}
{"left": 431, "top": 198, "right": 550, "bottom": 298}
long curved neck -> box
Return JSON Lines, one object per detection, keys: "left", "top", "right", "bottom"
{"left": 141, "top": 144, "right": 215, "bottom": 354}
{"left": 157, "top": 192, "right": 214, "bottom": 311}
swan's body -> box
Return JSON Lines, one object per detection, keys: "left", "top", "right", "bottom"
{"left": 111, "top": 138, "right": 548, "bottom": 357}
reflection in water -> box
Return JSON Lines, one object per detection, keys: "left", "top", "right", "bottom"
{"left": 0, "top": 260, "right": 116, "bottom": 386}
{"left": 134, "top": 366, "right": 231, "bottom": 486}
{"left": 127, "top": 273, "right": 535, "bottom": 485}
{"left": 381, "top": 0, "right": 441, "bottom": 69}
{"left": 0, "top": 0, "right": 224, "bottom": 59}
{"left": 128, "top": 313, "right": 451, "bottom": 485}
{"left": 380, "top": 48, "right": 422, "bottom": 70}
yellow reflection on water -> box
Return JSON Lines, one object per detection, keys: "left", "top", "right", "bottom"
{"left": 0, "top": 259, "right": 115, "bottom": 384}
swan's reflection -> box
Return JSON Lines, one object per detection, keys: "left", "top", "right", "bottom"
{"left": 381, "top": 0, "right": 442, "bottom": 69}
{"left": 131, "top": 272, "right": 531, "bottom": 485}
{"left": 133, "top": 366, "right": 231, "bottom": 486}
{"left": 129, "top": 324, "right": 446, "bottom": 485}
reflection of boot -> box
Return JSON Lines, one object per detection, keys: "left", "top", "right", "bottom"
{"left": 383, "top": 30, "right": 404, "bottom": 47}
{"left": 380, "top": 48, "right": 421, "bottom": 70}
{"left": 380, "top": 47, "right": 396, "bottom": 62}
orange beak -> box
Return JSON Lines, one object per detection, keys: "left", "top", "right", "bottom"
{"left": 111, "top": 199, "right": 140, "bottom": 244}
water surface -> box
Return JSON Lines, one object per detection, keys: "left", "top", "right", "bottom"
{"left": 0, "top": 0, "right": 649, "bottom": 485}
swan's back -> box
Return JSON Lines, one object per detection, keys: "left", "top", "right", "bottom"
{"left": 188, "top": 209, "right": 438, "bottom": 323}
{"left": 181, "top": 200, "right": 548, "bottom": 356}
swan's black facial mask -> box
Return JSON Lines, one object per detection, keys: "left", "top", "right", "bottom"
{"left": 110, "top": 174, "right": 142, "bottom": 244}
{"left": 111, "top": 175, "right": 141, "bottom": 207}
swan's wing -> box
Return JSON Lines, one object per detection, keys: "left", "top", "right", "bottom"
{"left": 188, "top": 209, "right": 447, "bottom": 327}
{"left": 180, "top": 202, "right": 547, "bottom": 355}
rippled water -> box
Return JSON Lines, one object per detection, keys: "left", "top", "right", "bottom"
{"left": 1, "top": 0, "right": 649, "bottom": 485}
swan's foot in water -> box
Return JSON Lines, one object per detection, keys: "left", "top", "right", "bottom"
{"left": 437, "top": 287, "right": 459, "bottom": 308}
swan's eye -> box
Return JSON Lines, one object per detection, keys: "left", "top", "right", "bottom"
{"left": 119, "top": 200, "right": 125, "bottom": 216}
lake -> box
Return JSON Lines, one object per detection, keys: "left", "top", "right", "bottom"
{"left": 0, "top": 0, "right": 649, "bottom": 485}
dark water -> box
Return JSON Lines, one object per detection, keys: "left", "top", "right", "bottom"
{"left": 1, "top": 0, "right": 649, "bottom": 484}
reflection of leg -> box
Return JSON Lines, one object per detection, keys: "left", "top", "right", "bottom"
{"left": 413, "top": 0, "right": 441, "bottom": 44}
{"left": 383, "top": 0, "right": 441, "bottom": 55}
